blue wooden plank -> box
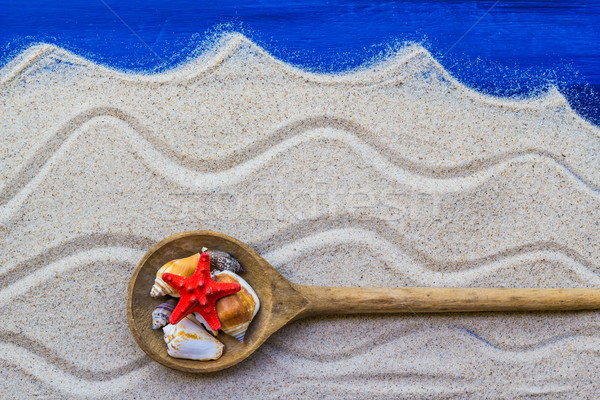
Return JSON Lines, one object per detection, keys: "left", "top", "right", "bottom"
{"left": 1, "top": 1, "right": 598, "bottom": 123}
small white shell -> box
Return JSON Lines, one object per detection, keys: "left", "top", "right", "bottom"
{"left": 162, "top": 318, "right": 224, "bottom": 361}
{"left": 152, "top": 299, "right": 177, "bottom": 330}
{"left": 191, "top": 312, "right": 219, "bottom": 336}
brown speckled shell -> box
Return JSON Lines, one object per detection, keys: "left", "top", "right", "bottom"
{"left": 207, "top": 250, "right": 243, "bottom": 273}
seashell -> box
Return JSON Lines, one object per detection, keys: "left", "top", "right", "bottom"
{"left": 150, "top": 253, "right": 200, "bottom": 297}
{"left": 162, "top": 317, "right": 224, "bottom": 361}
{"left": 191, "top": 312, "right": 219, "bottom": 336}
{"left": 213, "top": 270, "right": 260, "bottom": 342}
{"left": 202, "top": 247, "right": 244, "bottom": 273}
{"left": 152, "top": 299, "right": 177, "bottom": 330}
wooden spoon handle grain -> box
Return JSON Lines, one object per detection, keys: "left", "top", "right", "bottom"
{"left": 294, "top": 286, "right": 600, "bottom": 318}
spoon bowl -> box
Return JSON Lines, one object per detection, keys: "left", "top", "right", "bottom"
{"left": 128, "top": 230, "right": 600, "bottom": 373}
{"left": 127, "top": 230, "right": 306, "bottom": 373}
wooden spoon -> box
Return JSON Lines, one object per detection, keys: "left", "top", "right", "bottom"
{"left": 127, "top": 230, "right": 600, "bottom": 373}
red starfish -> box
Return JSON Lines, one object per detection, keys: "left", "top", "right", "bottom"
{"left": 162, "top": 252, "right": 241, "bottom": 330}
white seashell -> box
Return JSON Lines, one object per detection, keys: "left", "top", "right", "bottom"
{"left": 162, "top": 318, "right": 224, "bottom": 361}
{"left": 150, "top": 253, "right": 199, "bottom": 297}
{"left": 152, "top": 299, "right": 177, "bottom": 330}
{"left": 191, "top": 312, "right": 219, "bottom": 336}
{"left": 213, "top": 270, "right": 260, "bottom": 342}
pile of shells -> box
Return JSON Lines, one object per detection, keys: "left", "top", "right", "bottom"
{"left": 150, "top": 250, "right": 260, "bottom": 361}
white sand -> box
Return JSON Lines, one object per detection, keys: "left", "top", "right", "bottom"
{"left": 1, "top": 33, "right": 600, "bottom": 398}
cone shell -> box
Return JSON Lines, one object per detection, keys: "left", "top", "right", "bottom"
{"left": 213, "top": 270, "right": 260, "bottom": 342}
{"left": 150, "top": 253, "right": 200, "bottom": 297}
{"left": 162, "top": 317, "right": 224, "bottom": 360}
{"left": 152, "top": 299, "right": 178, "bottom": 330}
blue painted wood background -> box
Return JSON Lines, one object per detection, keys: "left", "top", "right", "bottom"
{"left": 1, "top": 1, "right": 598, "bottom": 124}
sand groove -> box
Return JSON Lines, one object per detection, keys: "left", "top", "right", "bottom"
{"left": 263, "top": 228, "right": 600, "bottom": 286}
{"left": 267, "top": 327, "right": 600, "bottom": 363}
{"left": 0, "top": 231, "right": 595, "bottom": 300}
{"left": 0, "top": 330, "right": 150, "bottom": 381}
{"left": 251, "top": 217, "right": 597, "bottom": 271}
{"left": 0, "top": 342, "right": 154, "bottom": 397}
{"left": 0, "top": 228, "right": 600, "bottom": 303}
{"left": 0, "top": 247, "right": 144, "bottom": 304}
{"left": 1, "top": 229, "right": 596, "bottom": 299}
{"left": 1, "top": 324, "right": 598, "bottom": 396}
{"left": 0, "top": 232, "right": 154, "bottom": 288}
{"left": 2, "top": 109, "right": 599, "bottom": 201}
{"left": 2, "top": 116, "right": 599, "bottom": 226}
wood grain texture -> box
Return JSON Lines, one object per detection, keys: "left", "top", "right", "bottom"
{"left": 294, "top": 286, "right": 600, "bottom": 317}
{"left": 127, "top": 231, "right": 600, "bottom": 373}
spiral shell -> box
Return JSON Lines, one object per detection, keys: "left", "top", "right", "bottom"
{"left": 152, "top": 299, "right": 177, "bottom": 330}
{"left": 213, "top": 270, "right": 260, "bottom": 342}
{"left": 163, "top": 317, "right": 224, "bottom": 361}
{"left": 150, "top": 253, "right": 199, "bottom": 297}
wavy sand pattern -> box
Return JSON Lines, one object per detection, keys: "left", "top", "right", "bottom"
{"left": 1, "top": 34, "right": 600, "bottom": 398}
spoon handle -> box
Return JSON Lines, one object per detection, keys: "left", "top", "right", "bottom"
{"left": 293, "top": 286, "right": 600, "bottom": 318}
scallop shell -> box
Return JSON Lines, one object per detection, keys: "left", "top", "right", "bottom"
{"left": 152, "top": 299, "right": 177, "bottom": 330}
{"left": 202, "top": 247, "right": 244, "bottom": 273}
{"left": 213, "top": 270, "right": 260, "bottom": 342}
{"left": 162, "top": 317, "right": 224, "bottom": 361}
{"left": 150, "top": 253, "right": 199, "bottom": 297}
